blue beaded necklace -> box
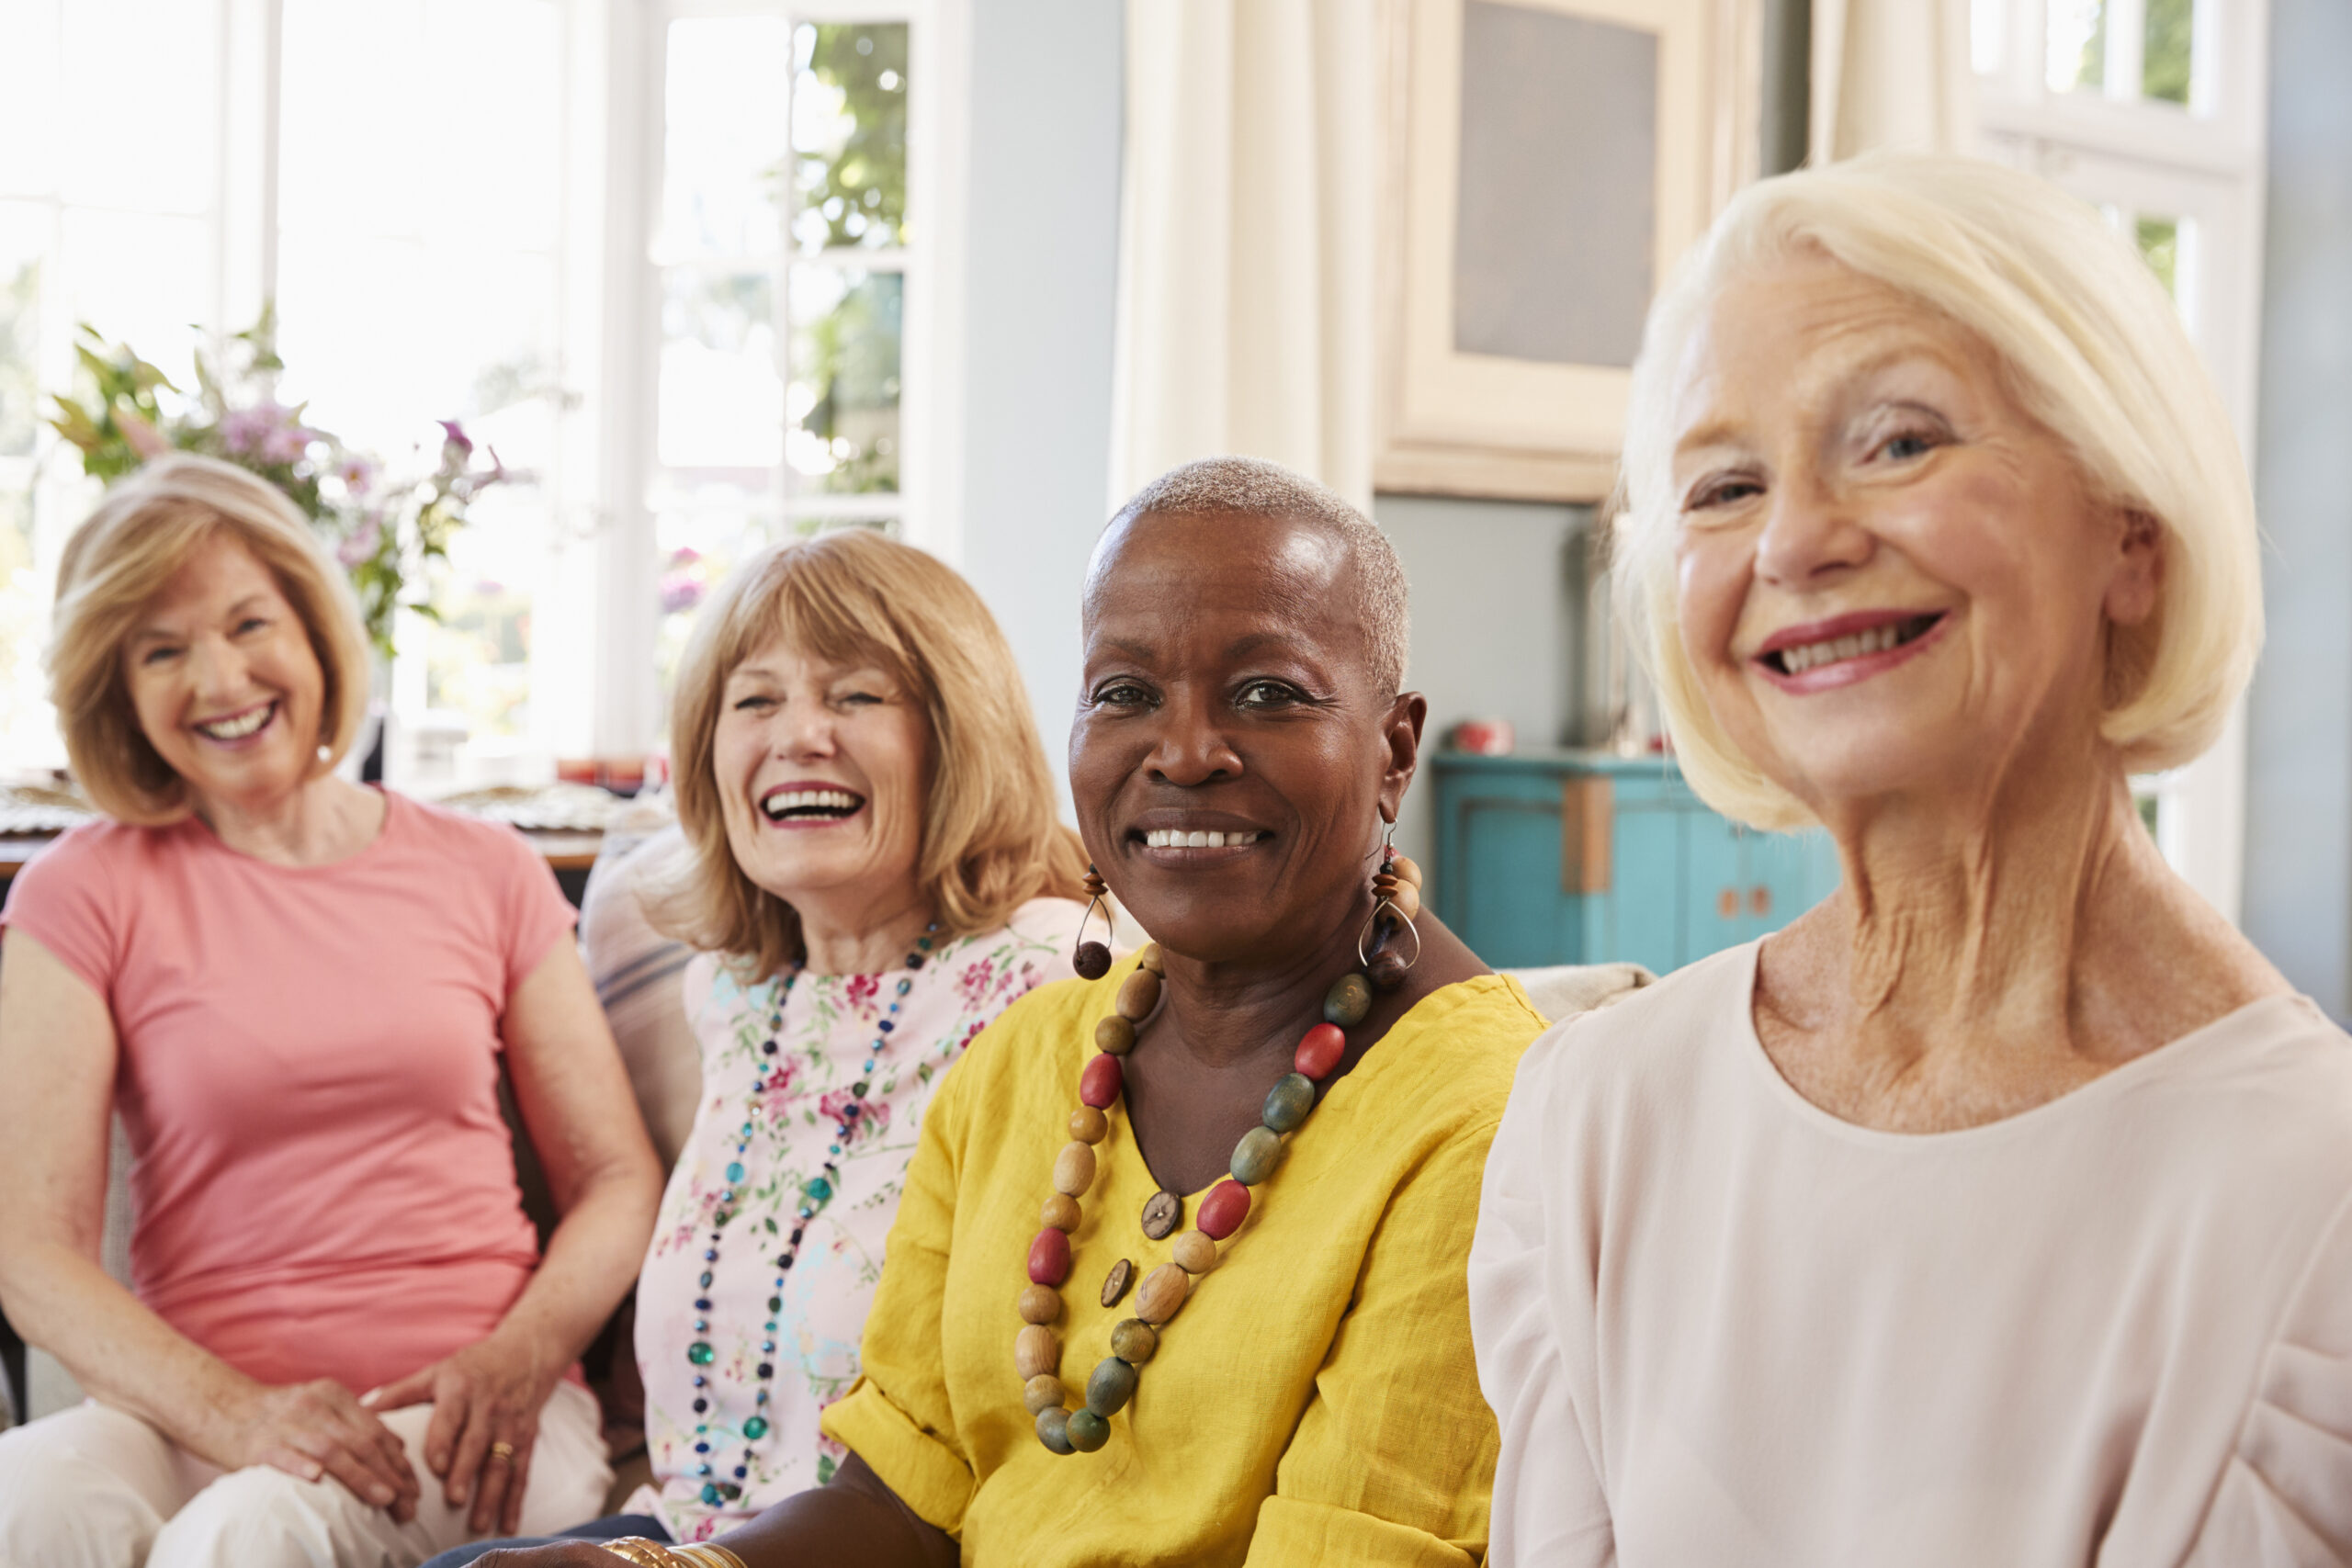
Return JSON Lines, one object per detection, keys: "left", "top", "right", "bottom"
{"left": 684, "top": 922, "right": 938, "bottom": 1506}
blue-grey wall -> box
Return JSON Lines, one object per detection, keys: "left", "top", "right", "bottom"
{"left": 956, "top": 0, "right": 1124, "bottom": 813}
{"left": 2241, "top": 0, "right": 2352, "bottom": 1017}
{"left": 1374, "top": 494, "right": 1591, "bottom": 880}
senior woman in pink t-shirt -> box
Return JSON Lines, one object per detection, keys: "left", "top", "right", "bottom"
{"left": 0, "top": 455, "right": 663, "bottom": 1567}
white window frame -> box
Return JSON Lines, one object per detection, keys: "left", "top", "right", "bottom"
{"left": 1973, "top": 0, "right": 2269, "bottom": 924}
{"left": 590, "top": 0, "right": 967, "bottom": 760}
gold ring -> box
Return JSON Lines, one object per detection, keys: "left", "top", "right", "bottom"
{"left": 488, "top": 1440, "right": 516, "bottom": 1461}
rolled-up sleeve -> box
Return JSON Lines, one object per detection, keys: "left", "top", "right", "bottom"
{"left": 819, "top": 1068, "right": 977, "bottom": 1535}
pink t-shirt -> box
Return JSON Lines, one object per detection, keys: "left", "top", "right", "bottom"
{"left": 0, "top": 789, "right": 572, "bottom": 1395}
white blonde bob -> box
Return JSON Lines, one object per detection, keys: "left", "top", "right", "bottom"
{"left": 1613, "top": 151, "right": 2262, "bottom": 830}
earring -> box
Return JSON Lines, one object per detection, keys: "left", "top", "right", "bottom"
{"left": 1355, "top": 821, "right": 1423, "bottom": 991}
{"left": 315, "top": 743, "right": 333, "bottom": 763}
{"left": 1074, "top": 865, "right": 1114, "bottom": 979}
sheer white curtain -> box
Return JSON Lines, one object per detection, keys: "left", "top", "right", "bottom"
{"left": 1810, "top": 0, "right": 1976, "bottom": 161}
{"left": 1109, "top": 0, "right": 1377, "bottom": 510}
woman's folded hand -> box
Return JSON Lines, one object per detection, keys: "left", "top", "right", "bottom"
{"left": 205, "top": 1375, "right": 422, "bottom": 1523}
{"left": 364, "top": 1325, "right": 564, "bottom": 1536}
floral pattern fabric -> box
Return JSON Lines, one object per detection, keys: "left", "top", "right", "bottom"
{"left": 627, "top": 897, "right": 1087, "bottom": 1543}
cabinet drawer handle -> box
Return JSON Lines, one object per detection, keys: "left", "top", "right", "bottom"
{"left": 1560, "top": 778, "right": 1613, "bottom": 895}
{"left": 1716, "top": 886, "right": 1737, "bottom": 919}
{"left": 1748, "top": 885, "right": 1771, "bottom": 917}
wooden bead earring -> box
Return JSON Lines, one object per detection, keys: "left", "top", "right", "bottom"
{"left": 1357, "top": 822, "right": 1423, "bottom": 992}
{"left": 1073, "top": 866, "right": 1114, "bottom": 980}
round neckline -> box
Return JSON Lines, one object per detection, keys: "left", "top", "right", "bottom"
{"left": 1732, "top": 938, "right": 2308, "bottom": 1149}
{"left": 178, "top": 783, "right": 399, "bottom": 874}
{"left": 1114, "top": 967, "right": 1526, "bottom": 1201}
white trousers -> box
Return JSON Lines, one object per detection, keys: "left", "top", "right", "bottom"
{"left": 0, "top": 1380, "right": 610, "bottom": 1568}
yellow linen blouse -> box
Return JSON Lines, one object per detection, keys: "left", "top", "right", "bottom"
{"left": 820, "top": 953, "right": 1546, "bottom": 1567}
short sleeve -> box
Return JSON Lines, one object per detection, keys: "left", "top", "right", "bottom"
{"left": 479, "top": 818, "right": 577, "bottom": 1001}
{"left": 1466, "top": 1031, "right": 1617, "bottom": 1568}
{"left": 819, "top": 1059, "right": 977, "bottom": 1534}
{"left": 1244, "top": 1123, "right": 1505, "bottom": 1568}
{"left": 0, "top": 828, "right": 123, "bottom": 1001}
{"left": 2188, "top": 1188, "right": 2352, "bottom": 1566}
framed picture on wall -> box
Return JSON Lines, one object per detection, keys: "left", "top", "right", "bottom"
{"left": 1374, "top": 0, "right": 1761, "bottom": 502}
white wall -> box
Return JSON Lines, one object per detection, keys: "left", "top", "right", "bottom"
{"left": 955, "top": 0, "right": 1125, "bottom": 816}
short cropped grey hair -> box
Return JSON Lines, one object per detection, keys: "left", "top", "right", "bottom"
{"left": 1099, "top": 457, "right": 1411, "bottom": 694}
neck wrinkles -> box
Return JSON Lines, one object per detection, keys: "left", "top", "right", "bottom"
{"left": 1151, "top": 886, "right": 1381, "bottom": 1071}
{"left": 795, "top": 883, "right": 939, "bottom": 976}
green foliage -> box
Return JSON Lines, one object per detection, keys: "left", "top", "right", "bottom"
{"left": 2135, "top": 216, "right": 2180, "bottom": 299}
{"left": 43, "top": 304, "right": 506, "bottom": 661}
{"left": 0, "top": 258, "right": 40, "bottom": 459}
{"left": 797, "top": 273, "right": 901, "bottom": 495}
{"left": 2143, "top": 0, "right": 2192, "bottom": 104}
{"left": 795, "top": 24, "right": 909, "bottom": 251}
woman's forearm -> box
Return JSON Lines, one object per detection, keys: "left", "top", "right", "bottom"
{"left": 713, "top": 1452, "right": 957, "bottom": 1568}
{"left": 490, "top": 1158, "right": 661, "bottom": 1378}
{"left": 0, "top": 1237, "right": 259, "bottom": 1451}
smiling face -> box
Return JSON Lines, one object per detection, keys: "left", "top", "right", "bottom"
{"left": 712, "top": 635, "right": 935, "bottom": 919}
{"left": 1070, "top": 511, "right": 1419, "bottom": 964}
{"left": 121, "top": 532, "right": 329, "bottom": 816}
{"left": 1668, "top": 252, "right": 2160, "bottom": 818}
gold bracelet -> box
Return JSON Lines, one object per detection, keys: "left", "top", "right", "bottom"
{"left": 597, "top": 1540, "right": 678, "bottom": 1568}
{"left": 672, "top": 1545, "right": 752, "bottom": 1568}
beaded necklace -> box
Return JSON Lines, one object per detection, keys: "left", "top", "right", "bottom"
{"left": 1016, "top": 855, "right": 1423, "bottom": 1454}
{"left": 684, "top": 922, "right": 938, "bottom": 1505}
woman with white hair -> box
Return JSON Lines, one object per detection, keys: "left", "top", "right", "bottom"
{"left": 1469, "top": 152, "right": 2352, "bottom": 1564}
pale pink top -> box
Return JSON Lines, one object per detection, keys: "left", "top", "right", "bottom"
{"left": 1471, "top": 940, "right": 2352, "bottom": 1567}
{"left": 627, "top": 897, "right": 1087, "bottom": 1544}
{"left": 0, "top": 789, "right": 572, "bottom": 1395}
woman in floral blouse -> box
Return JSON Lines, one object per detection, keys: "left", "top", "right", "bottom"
{"left": 432, "top": 530, "right": 1089, "bottom": 1562}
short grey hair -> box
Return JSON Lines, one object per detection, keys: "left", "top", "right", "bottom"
{"left": 1097, "top": 457, "right": 1411, "bottom": 694}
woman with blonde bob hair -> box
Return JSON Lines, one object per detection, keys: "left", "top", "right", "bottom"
{"left": 0, "top": 454, "right": 662, "bottom": 1566}
{"left": 430, "top": 528, "right": 1090, "bottom": 1560}
{"left": 1472, "top": 152, "right": 2352, "bottom": 1563}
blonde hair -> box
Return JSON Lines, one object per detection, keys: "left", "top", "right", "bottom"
{"left": 47, "top": 453, "right": 373, "bottom": 824}
{"left": 659, "top": 528, "right": 1087, "bottom": 979}
{"left": 1614, "top": 152, "right": 2262, "bottom": 829}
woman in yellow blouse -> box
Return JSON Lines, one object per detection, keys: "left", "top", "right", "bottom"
{"left": 477, "top": 457, "right": 1546, "bottom": 1568}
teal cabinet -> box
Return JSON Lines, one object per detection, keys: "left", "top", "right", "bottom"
{"left": 1430, "top": 751, "right": 1841, "bottom": 975}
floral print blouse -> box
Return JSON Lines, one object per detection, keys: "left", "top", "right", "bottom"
{"left": 627, "top": 897, "right": 1088, "bottom": 1543}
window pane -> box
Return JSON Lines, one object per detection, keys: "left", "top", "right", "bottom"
{"left": 2135, "top": 215, "right": 2180, "bottom": 298}
{"left": 0, "top": 211, "right": 41, "bottom": 457}
{"left": 2143, "top": 0, "right": 2191, "bottom": 105}
{"left": 59, "top": 0, "right": 220, "bottom": 213}
{"left": 787, "top": 265, "right": 900, "bottom": 496}
{"left": 2047, "top": 0, "right": 2106, "bottom": 94}
{"left": 0, "top": 481, "right": 44, "bottom": 767}
{"left": 0, "top": 1, "right": 62, "bottom": 197}
{"left": 662, "top": 17, "right": 793, "bottom": 261}
{"left": 58, "top": 209, "right": 215, "bottom": 359}
{"left": 792, "top": 22, "right": 909, "bottom": 254}
{"left": 660, "top": 268, "right": 783, "bottom": 469}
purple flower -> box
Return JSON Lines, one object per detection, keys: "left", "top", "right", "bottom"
{"left": 259, "top": 423, "right": 316, "bottom": 466}
{"left": 336, "top": 513, "right": 382, "bottom": 568}
{"left": 660, "top": 572, "right": 705, "bottom": 615}
{"left": 437, "top": 419, "right": 472, "bottom": 457}
{"left": 337, "top": 455, "right": 379, "bottom": 496}
{"left": 220, "top": 400, "right": 288, "bottom": 457}
{"left": 667, "top": 546, "right": 702, "bottom": 568}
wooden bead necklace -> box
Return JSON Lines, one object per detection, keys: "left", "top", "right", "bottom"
{"left": 685, "top": 924, "right": 936, "bottom": 1504}
{"left": 1019, "top": 852, "right": 1423, "bottom": 1454}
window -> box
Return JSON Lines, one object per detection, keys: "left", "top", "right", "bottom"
{"left": 642, "top": 4, "right": 951, "bottom": 706}
{"left": 1973, "top": 0, "right": 2267, "bottom": 923}
{"left": 0, "top": 0, "right": 233, "bottom": 771}
{"left": 0, "top": 0, "right": 963, "bottom": 785}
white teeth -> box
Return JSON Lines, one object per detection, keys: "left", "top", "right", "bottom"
{"left": 1779, "top": 622, "right": 1909, "bottom": 675}
{"left": 1142, "top": 829, "right": 1264, "bottom": 850}
{"left": 762, "top": 788, "right": 863, "bottom": 819}
{"left": 196, "top": 705, "right": 272, "bottom": 739}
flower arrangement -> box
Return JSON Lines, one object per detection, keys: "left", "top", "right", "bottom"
{"left": 48, "top": 306, "right": 508, "bottom": 660}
